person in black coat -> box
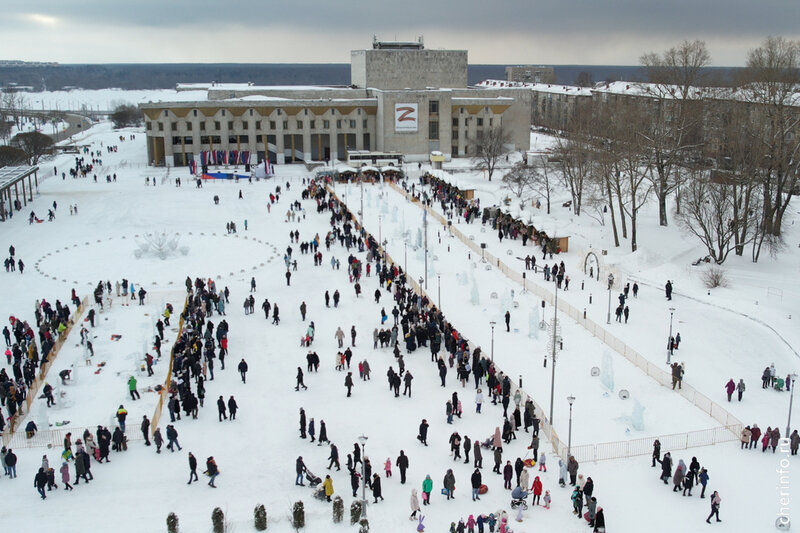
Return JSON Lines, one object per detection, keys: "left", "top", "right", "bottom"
{"left": 328, "top": 444, "right": 340, "bottom": 470}
{"left": 471, "top": 468, "right": 482, "bottom": 501}
{"left": 34, "top": 467, "right": 48, "bottom": 499}
{"left": 396, "top": 450, "right": 409, "bottom": 484}
{"left": 188, "top": 452, "right": 198, "bottom": 484}
{"left": 217, "top": 396, "right": 227, "bottom": 421}
{"left": 593, "top": 507, "right": 605, "bottom": 532}
{"left": 417, "top": 419, "right": 429, "bottom": 446}
{"left": 295, "top": 456, "right": 306, "bottom": 486}
{"left": 299, "top": 408, "right": 306, "bottom": 439}
{"left": 228, "top": 396, "right": 238, "bottom": 420}
{"left": 372, "top": 473, "right": 383, "bottom": 502}
{"left": 652, "top": 439, "right": 661, "bottom": 467}
{"left": 350, "top": 468, "right": 360, "bottom": 497}
{"left": 657, "top": 452, "right": 672, "bottom": 484}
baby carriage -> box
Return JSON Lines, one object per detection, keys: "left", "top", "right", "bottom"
{"left": 510, "top": 486, "right": 529, "bottom": 510}
{"left": 305, "top": 469, "right": 322, "bottom": 487}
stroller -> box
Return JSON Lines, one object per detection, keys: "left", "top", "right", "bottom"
{"left": 305, "top": 468, "right": 322, "bottom": 488}
{"left": 510, "top": 486, "right": 529, "bottom": 510}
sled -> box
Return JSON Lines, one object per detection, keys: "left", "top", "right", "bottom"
{"left": 584, "top": 512, "right": 591, "bottom": 523}
{"left": 523, "top": 459, "right": 536, "bottom": 468}
{"left": 479, "top": 484, "right": 488, "bottom": 494}
{"left": 111, "top": 335, "right": 122, "bottom": 341}
{"left": 54, "top": 420, "right": 71, "bottom": 427}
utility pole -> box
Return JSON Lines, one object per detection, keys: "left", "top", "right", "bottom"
{"left": 423, "top": 209, "right": 428, "bottom": 289}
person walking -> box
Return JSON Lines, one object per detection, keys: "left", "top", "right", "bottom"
{"left": 140, "top": 416, "right": 151, "bottom": 446}
{"left": 217, "top": 396, "right": 227, "bottom": 421}
{"left": 443, "top": 468, "right": 456, "bottom": 500}
{"left": 706, "top": 491, "right": 721, "bottom": 523}
{"left": 422, "top": 474, "right": 433, "bottom": 506}
{"left": 725, "top": 379, "right": 735, "bottom": 402}
{"left": 737, "top": 379, "right": 746, "bottom": 401}
{"left": 238, "top": 359, "right": 248, "bottom": 383}
{"left": 187, "top": 452, "right": 199, "bottom": 484}
{"left": 410, "top": 488, "right": 421, "bottom": 519}
{"left": 205, "top": 456, "right": 219, "bottom": 487}
{"left": 344, "top": 372, "right": 354, "bottom": 397}
{"left": 322, "top": 474, "right": 335, "bottom": 502}
{"left": 296, "top": 367, "right": 308, "bottom": 391}
{"left": 166, "top": 425, "right": 181, "bottom": 452}
{"left": 471, "top": 468, "right": 482, "bottom": 501}
{"left": 228, "top": 396, "right": 238, "bottom": 420}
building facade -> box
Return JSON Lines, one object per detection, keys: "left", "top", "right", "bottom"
{"left": 505, "top": 66, "right": 556, "bottom": 85}
{"left": 140, "top": 41, "right": 531, "bottom": 167}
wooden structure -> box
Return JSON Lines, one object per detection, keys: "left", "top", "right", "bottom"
{"left": 0, "top": 166, "right": 39, "bottom": 221}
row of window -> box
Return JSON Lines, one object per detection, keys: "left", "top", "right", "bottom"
{"left": 150, "top": 119, "right": 367, "bottom": 132}
{"left": 163, "top": 108, "right": 370, "bottom": 118}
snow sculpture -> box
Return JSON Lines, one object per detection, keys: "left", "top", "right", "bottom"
{"left": 631, "top": 400, "right": 645, "bottom": 431}
{"left": 134, "top": 232, "right": 184, "bottom": 260}
{"left": 470, "top": 279, "right": 480, "bottom": 305}
{"left": 600, "top": 351, "right": 614, "bottom": 391}
{"left": 528, "top": 306, "right": 539, "bottom": 339}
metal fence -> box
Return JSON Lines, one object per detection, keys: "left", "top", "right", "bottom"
{"left": 4, "top": 424, "right": 144, "bottom": 451}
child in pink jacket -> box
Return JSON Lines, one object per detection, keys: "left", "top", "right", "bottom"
{"left": 384, "top": 458, "right": 392, "bottom": 477}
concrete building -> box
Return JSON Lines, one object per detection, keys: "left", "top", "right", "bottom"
{"left": 505, "top": 66, "right": 555, "bottom": 85}
{"left": 140, "top": 40, "right": 531, "bottom": 167}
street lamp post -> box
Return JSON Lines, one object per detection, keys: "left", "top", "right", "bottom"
{"left": 378, "top": 215, "right": 382, "bottom": 261}
{"left": 490, "top": 321, "right": 496, "bottom": 362}
{"left": 606, "top": 273, "right": 614, "bottom": 325}
{"left": 667, "top": 307, "right": 675, "bottom": 365}
{"left": 549, "top": 281, "right": 559, "bottom": 424}
{"left": 567, "top": 395, "right": 575, "bottom": 457}
{"left": 437, "top": 274, "right": 441, "bottom": 309}
{"left": 358, "top": 435, "right": 368, "bottom": 517}
{"left": 787, "top": 374, "right": 798, "bottom": 437}
{"left": 404, "top": 241, "right": 407, "bottom": 273}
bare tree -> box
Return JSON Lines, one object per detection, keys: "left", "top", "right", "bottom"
{"left": 677, "top": 172, "right": 743, "bottom": 264}
{"left": 739, "top": 36, "right": 800, "bottom": 246}
{"left": 639, "top": 40, "right": 711, "bottom": 227}
{"left": 10, "top": 131, "right": 53, "bottom": 165}
{"left": 615, "top": 104, "right": 653, "bottom": 252}
{"left": 502, "top": 161, "right": 534, "bottom": 205}
{"left": 471, "top": 126, "right": 510, "bottom": 182}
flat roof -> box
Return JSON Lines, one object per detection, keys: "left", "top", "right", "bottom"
{"left": 0, "top": 166, "right": 38, "bottom": 190}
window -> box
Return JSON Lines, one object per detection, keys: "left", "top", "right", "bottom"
{"left": 310, "top": 120, "right": 316, "bottom": 129}
{"left": 283, "top": 121, "right": 288, "bottom": 129}
{"left": 255, "top": 121, "right": 261, "bottom": 129}
{"left": 452, "top": 145, "right": 458, "bottom": 155}
{"left": 249, "top": 109, "right": 253, "bottom": 116}
{"left": 157, "top": 122, "right": 164, "bottom": 131}
{"left": 221, "top": 110, "right": 226, "bottom": 116}
{"left": 200, "top": 136, "right": 210, "bottom": 144}
{"left": 336, "top": 120, "right": 342, "bottom": 128}
{"left": 256, "top": 135, "right": 263, "bottom": 143}
{"left": 452, "top": 118, "right": 458, "bottom": 127}
{"left": 146, "top": 122, "right": 152, "bottom": 131}
{"left": 171, "top": 123, "right": 177, "bottom": 131}
{"left": 200, "top": 121, "right": 206, "bottom": 131}
{"left": 489, "top": 118, "right": 493, "bottom": 127}
{"left": 228, "top": 136, "right": 237, "bottom": 144}
{"left": 214, "top": 121, "right": 221, "bottom": 131}
{"left": 186, "top": 122, "right": 192, "bottom": 131}
{"left": 452, "top": 128, "right": 458, "bottom": 139}
{"left": 269, "top": 121, "right": 276, "bottom": 129}
{"left": 183, "top": 136, "right": 193, "bottom": 145}
{"left": 363, "top": 120, "right": 367, "bottom": 128}
{"left": 304, "top": 109, "right": 308, "bottom": 115}
{"left": 429, "top": 100, "right": 439, "bottom": 113}
{"left": 323, "top": 120, "right": 330, "bottom": 129}
{"left": 193, "top": 110, "right": 198, "bottom": 117}
{"left": 429, "top": 121, "right": 439, "bottom": 140}
{"left": 243, "top": 122, "right": 249, "bottom": 130}
{"left": 172, "top": 136, "right": 181, "bottom": 145}
{"left": 163, "top": 110, "right": 168, "bottom": 117}
{"left": 227, "top": 121, "right": 233, "bottom": 130}
{"left": 349, "top": 120, "right": 356, "bottom": 128}
{"left": 296, "top": 120, "right": 302, "bottom": 129}
{"left": 477, "top": 118, "right": 483, "bottom": 127}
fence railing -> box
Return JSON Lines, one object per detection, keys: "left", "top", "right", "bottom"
{"left": 382, "top": 181, "right": 743, "bottom": 457}
{"left": 2, "top": 296, "right": 89, "bottom": 446}
{"left": 4, "top": 424, "right": 144, "bottom": 450}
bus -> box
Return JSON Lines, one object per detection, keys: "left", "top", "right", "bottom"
{"left": 346, "top": 151, "right": 404, "bottom": 167}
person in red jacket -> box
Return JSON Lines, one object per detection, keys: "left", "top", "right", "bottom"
{"left": 749, "top": 424, "right": 761, "bottom": 450}
{"left": 531, "top": 476, "right": 543, "bottom": 505}
{"left": 724, "top": 379, "right": 735, "bottom": 402}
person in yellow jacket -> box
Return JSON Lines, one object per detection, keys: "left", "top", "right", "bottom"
{"left": 322, "top": 474, "right": 334, "bottom": 502}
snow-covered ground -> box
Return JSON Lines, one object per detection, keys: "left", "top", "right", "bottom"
{"left": 0, "top": 118, "right": 797, "bottom": 533}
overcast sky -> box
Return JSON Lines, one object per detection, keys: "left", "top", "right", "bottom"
{"left": 4, "top": 0, "right": 798, "bottom": 65}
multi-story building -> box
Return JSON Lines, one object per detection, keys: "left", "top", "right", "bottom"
{"left": 139, "top": 40, "right": 532, "bottom": 167}
{"left": 505, "top": 65, "right": 555, "bottom": 85}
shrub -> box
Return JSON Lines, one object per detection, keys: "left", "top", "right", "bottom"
{"left": 211, "top": 507, "right": 224, "bottom": 533}
{"left": 701, "top": 266, "right": 729, "bottom": 288}
{"left": 166, "top": 512, "right": 179, "bottom": 533}
{"left": 254, "top": 503, "right": 267, "bottom": 530}
{"left": 292, "top": 501, "right": 305, "bottom": 530}
{"left": 350, "top": 500, "right": 363, "bottom": 525}
{"left": 332, "top": 496, "right": 343, "bottom": 523}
